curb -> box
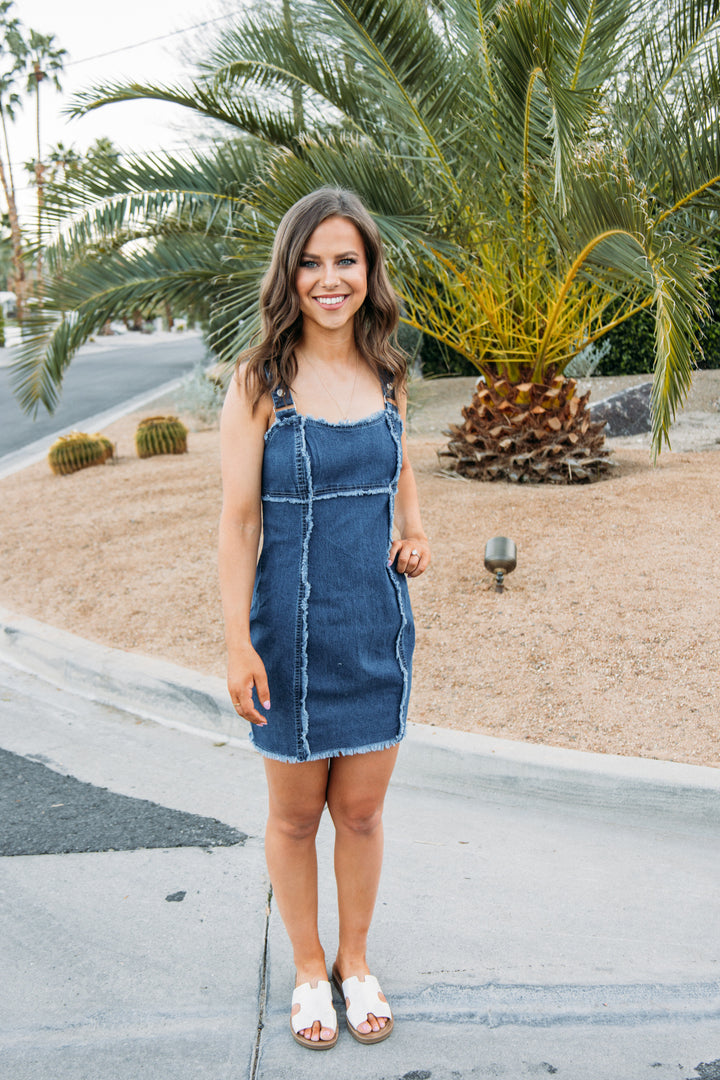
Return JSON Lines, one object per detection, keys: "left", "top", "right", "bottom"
{"left": 2, "top": 607, "right": 719, "bottom": 821}
{"left": 0, "top": 608, "right": 240, "bottom": 741}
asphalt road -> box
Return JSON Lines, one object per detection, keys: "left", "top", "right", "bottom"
{"left": 0, "top": 332, "right": 207, "bottom": 458}
{"left": 2, "top": 625, "right": 720, "bottom": 1079}
{"left": 0, "top": 746, "right": 246, "bottom": 856}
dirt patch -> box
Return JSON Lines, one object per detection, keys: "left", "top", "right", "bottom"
{"left": 3, "top": 372, "right": 720, "bottom": 767}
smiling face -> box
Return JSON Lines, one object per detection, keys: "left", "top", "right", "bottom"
{"left": 294, "top": 216, "right": 368, "bottom": 336}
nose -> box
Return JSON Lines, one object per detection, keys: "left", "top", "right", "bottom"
{"left": 322, "top": 263, "right": 339, "bottom": 287}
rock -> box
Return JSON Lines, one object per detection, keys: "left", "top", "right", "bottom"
{"left": 590, "top": 381, "right": 652, "bottom": 437}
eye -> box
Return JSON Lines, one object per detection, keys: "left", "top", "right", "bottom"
{"left": 339, "top": 257, "right": 357, "bottom": 265}
{"left": 299, "top": 258, "right": 318, "bottom": 269}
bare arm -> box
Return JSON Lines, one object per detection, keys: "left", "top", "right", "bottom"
{"left": 389, "top": 387, "right": 431, "bottom": 578}
{"left": 218, "top": 367, "right": 274, "bottom": 724}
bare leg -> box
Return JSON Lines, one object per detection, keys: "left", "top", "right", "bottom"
{"left": 326, "top": 744, "right": 399, "bottom": 1034}
{"left": 263, "top": 757, "right": 333, "bottom": 1043}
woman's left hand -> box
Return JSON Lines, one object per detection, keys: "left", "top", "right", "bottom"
{"left": 388, "top": 537, "right": 431, "bottom": 578}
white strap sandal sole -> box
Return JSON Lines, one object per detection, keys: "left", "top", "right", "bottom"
{"left": 290, "top": 979, "right": 338, "bottom": 1050}
{"left": 332, "top": 965, "right": 394, "bottom": 1044}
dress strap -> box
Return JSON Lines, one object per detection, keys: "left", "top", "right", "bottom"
{"left": 381, "top": 373, "right": 397, "bottom": 407}
{"left": 270, "top": 384, "right": 296, "bottom": 415}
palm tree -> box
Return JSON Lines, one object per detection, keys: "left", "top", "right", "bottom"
{"left": 13, "top": 0, "right": 720, "bottom": 479}
{"left": 22, "top": 28, "right": 65, "bottom": 300}
{"left": 0, "top": 2, "right": 27, "bottom": 319}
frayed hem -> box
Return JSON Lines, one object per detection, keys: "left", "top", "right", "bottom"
{"left": 249, "top": 730, "right": 405, "bottom": 763}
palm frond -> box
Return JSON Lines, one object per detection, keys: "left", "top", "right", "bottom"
{"left": 11, "top": 235, "right": 228, "bottom": 413}
{"left": 69, "top": 78, "right": 306, "bottom": 147}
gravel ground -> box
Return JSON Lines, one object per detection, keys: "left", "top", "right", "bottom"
{"left": 2, "top": 371, "right": 719, "bottom": 768}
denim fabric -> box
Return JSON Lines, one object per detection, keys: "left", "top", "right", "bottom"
{"left": 248, "top": 382, "right": 415, "bottom": 762}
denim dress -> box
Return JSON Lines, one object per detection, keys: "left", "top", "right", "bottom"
{"left": 248, "top": 377, "right": 415, "bottom": 762}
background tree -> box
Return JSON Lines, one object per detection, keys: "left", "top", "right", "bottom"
{"left": 0, "top": 3, "right": 66, "bottom": 319}
{"left": 21, "top": 28, "right": 66, "bottom": 300}
{"left": 0, "top": 0, "right": 27, "bottom": 319}
{"left": 26, "top": 137, "right": 119, "bottom": 216}
{"left": 0, "top": 210, "right": 12, "bottom": 286}
{"left": 11, "top": 0, "right": 720, "bottom": 481}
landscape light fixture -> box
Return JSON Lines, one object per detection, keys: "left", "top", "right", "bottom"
{"left": 484, "top": 536, "right": 517, "bottom": 593}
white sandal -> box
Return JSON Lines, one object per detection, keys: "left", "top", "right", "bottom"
{"left": 290, "top": 979, "right": 338, "bottom": 1050}
{"left": 332, "top": 965, "right": 394, "bottom": 1044}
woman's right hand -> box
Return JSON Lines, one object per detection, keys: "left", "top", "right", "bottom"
{"left": 227, "top": 644, "right": 271, "bottom": 726}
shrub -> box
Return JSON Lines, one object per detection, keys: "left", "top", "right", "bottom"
{"left": 418, "top": 333, "right": 477, "bottom": 378}
{"left": 597, "top": 261, "right": 720, "bottom": 376}
{"left": 175, "top": 364, "right": 225, "bottom": 428}
{"left": 565, "top": 340, "right": 610, "bottom": 379}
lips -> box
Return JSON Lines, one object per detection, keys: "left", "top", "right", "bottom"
{"left": 313, "top": 295, "right": 348, "bottom": 307}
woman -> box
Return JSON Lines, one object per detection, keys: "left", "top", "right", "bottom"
{"left": 218, "top": 187, "right": 430, "bottom": 1049}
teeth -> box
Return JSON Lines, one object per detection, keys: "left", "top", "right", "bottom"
{"left": 315, "top": 296, "right": 345, "bottom": 306}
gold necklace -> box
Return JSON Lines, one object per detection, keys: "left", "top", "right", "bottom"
{"left": 300, "top": 350, "right": 360, "bottom": 421}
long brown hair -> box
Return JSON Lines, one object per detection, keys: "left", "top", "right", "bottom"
{"left": 238, "top": 187, "right": 407, "bottom": 407}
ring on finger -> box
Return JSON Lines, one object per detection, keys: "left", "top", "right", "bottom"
{"left": 410, "top": 548, "right": 419, "bottom": 557}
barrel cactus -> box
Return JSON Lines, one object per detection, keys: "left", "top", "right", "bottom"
{"left": 135, "top": 415, "right": 188, "bottom": 458}
{"left": 48, "top": 431, "right": 107, "bottom": 476}
{"left": 94, "top": 434, "right": 115, "bottom": 463}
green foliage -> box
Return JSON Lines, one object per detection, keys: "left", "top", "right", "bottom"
{"left": 37, "top": 137, "right": 120, "bottom": 213}
{"left": 418, "top": 334, "right": 477, "bottom": 378}
{"left": 703, "top": 266, "right": 720, "bottom": 369}
{"left": 47, "top": 430, "right": 109, "bottom": 475}
{"left": 597, "top": 262, "right": 720, "bottom": 375}
{"left": 0, "top": 211, "right": 14, "bottom": 289}
{"left": 135, "top": 415, "right": 188, "bottom": 458}
{"left": 596, "top": 312, "right": 655, "bottom": 376}
{"left": 10, "top": 0, "right": 720, "bottom": 459}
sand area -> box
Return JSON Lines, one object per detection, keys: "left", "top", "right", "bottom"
{"left": 2, "top": 370, "right": 719, "bottom": 768}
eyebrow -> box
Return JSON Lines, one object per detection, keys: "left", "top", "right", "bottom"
{"left": 300, "top": 249, "right": 360, "bottom": 259}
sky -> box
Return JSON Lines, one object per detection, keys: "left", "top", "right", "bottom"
{"left": 9, "top": 0, "right": 237, "bottom": 213}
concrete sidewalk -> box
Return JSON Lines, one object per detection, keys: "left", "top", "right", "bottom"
{"left": 1, "top": 613, "right": 720, "bottom": 1079}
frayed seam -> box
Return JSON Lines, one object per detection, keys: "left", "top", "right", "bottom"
{"left": 298, "top": 417, "right": 314, "bottom": 760}
{"left": 384, "top": 409, "right": 410, "bottom": 737}
{"left": 393, "top": 579, "right": 411, "bottom": 738}
{"left": 263, "top": 486, "right": 392, "bottom": 504}
{"left": 384, "top": 410, "right": 403, "bottom": 488}
{"left": 264, "top": 414, "right": 296, "bottom": 443}
{"left": 314, "top": 485, "right": 393, "bottom": 501}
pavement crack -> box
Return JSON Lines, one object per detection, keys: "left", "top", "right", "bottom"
{"left": 249, "top": 883, "right": 272, "bottom": 1080}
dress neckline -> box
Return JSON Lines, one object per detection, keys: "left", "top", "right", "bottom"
{"left": 271, "top": 378, "right": 393, "bottom": 427}
{"left": 297, "top": 406, "right": 388, "bottom": 428}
